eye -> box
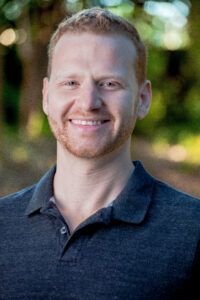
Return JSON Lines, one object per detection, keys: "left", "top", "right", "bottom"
{"left": 98, "top": 81, "right": 120, "bottom": 90}
{"left": 64, "top": 80, "right": 79, "bottom": 89}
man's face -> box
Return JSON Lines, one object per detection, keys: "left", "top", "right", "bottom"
{"left": 43, "top": 33, "right": 151, "bottom": 159}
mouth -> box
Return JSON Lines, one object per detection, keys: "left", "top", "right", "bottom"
{"left": 69, "top": 119, "right": 110, "bottom": 126}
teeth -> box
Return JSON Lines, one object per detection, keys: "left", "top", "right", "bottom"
{"left": 71, "top": 120, "right": 103, "bottom": 126}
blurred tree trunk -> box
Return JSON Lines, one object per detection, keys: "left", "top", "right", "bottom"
{"left": 17, "top": 11, "right": 46, "bottom": 129}
{"left": 0, "top": 47, "right": 4, "bottom": 136}
{"left": 163, "top": 1, "right": 199, "bottom": 126}
{"left": 17, "top": 1, "right": 66, "bottom": 131}
{"left": 17, "top": 11, "right": 35, "bottom": 128}
{"left": 189, "top": 0, "right": 200, "bottom": 79}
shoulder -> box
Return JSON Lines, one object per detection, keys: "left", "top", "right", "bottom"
{"left": 153, "top": 177, "right": 200, "bottom": 204}
{"left": 0, "top": 185, "right": 36, "bottom": 217}
{"left": 134, "top": 160, "right": 200, "bottom": 215}
{"left": 0, "top": 166, "right": 55, "bottom": 218}
{"left": 151, "top": 177, "right": 200, "bottom": 221}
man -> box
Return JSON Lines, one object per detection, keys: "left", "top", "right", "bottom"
{"left": 0, "top": 7, "right": 199, "bottom": 300}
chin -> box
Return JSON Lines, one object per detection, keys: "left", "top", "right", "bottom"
{"left": 60, "top": 142, "right": 114, "bottom": 159}
{"left": 59, "top": 136, "right": 130, "bottom": 159}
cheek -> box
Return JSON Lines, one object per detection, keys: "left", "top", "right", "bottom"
{"left": 48, "top": 94, "right": 72, "bottom": 120}
{"left": 115, "top": 97, "right": 137, "bottom": 119}
{"left": 47, "top": 103, "right": 63, "bottom": 126}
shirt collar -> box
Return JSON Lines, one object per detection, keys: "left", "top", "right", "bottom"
{"left": 25, "top": 166, "right": 56, "bottom": 216}
{"left": 25, "top": 161, "right": 154, "bottom": 225}
{"left": 111, "top": 161, "right": 154, "bottom": 224}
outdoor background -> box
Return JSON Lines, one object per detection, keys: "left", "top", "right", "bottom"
{"left": 0, "top": 0, "right": 199, "bottom": 197}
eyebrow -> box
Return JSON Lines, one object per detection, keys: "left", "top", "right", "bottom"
{"left": 54, "top": 73, "right": 81, "bottom": 80}
{"left": 54, "top": 73, "right": 126, "bottom": 82}
{"left": 98, "top": 74, "right": 126, "bottom": 81}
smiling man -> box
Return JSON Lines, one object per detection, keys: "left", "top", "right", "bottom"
{"left": 0, "top": 7, "right": 200, "bottom": 300}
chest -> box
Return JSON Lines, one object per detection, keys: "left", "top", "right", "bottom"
{"left": 0, "top": 220, "right": 195, "bottom": 299}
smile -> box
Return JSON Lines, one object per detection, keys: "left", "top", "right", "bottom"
{"left": 70, "top": 120, "right": 109, "bottom": 126}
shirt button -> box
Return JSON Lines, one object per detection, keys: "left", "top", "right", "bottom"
{"left": 60, "top": 226, "right": 67, "bottom": 234}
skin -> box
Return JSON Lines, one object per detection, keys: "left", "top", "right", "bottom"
{"left": 42, "top": 33, "right": 152, "bottom": 233}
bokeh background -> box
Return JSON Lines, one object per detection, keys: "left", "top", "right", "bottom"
{"left": 0, "top": 0, "right": 199, "bottom": 197}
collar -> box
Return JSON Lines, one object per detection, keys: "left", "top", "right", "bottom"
{"left": 111, "top": 161, "right": 154, "bottom": 224}
{"left": 25, "top": 161, "right": 154, "bottom": 225}
{"left": 25, "top": 166, "right": 56, "bottom": 216}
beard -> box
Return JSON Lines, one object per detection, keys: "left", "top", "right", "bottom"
{"left": 48, "top": 114, "right": 136, "bottom": 159}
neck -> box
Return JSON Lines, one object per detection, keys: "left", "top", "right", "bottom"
{"left": 53, "top": 140, "right": 134, "bottom": 231}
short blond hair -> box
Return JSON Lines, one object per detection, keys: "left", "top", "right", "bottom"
{"left": 47, "top": 7, "right": 147, "bottom": 85}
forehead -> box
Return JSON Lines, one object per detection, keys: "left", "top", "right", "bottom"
{"left": 52, "top": 32, "right": 137, "bottom": 73}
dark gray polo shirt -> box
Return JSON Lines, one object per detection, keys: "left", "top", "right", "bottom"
{"left": 0, "top": 161, "right": 200, "bottom": 300}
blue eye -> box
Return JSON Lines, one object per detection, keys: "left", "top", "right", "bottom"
{"left": 63, "top": 80, "right": 79, "bottom": 89}
{"left": 65, "top": 81, "right": 78, "bottom": 86}
{"left": 99, "top": 81, "right": 117, "bottom": 88}
{"left": 100, "top": 82, "right": 113, "bottom": 86}
{"left": 98, "top": 81, "right": 121, "bottom": 90}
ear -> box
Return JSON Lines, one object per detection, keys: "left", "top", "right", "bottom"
{"left": 42, "top": 77, "right": 49, "bottom": 116}
{"left": 137, "top": 80, "right": 152, "bottom": 119}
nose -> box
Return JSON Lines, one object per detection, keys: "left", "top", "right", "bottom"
{"left": 77, "top": 81, "right": 102, "bottom": 111}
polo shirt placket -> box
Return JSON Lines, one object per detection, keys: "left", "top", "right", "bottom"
{"left": 39, "top": 193, "right": 114, "bottom": 264}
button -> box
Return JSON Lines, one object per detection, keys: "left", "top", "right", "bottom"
{"left": 60, "top": 226, "right": 67, "bottom": 234}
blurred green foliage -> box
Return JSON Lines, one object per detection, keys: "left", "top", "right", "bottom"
{"left": 0, "top": 0, "right": 199, "bottom": 165}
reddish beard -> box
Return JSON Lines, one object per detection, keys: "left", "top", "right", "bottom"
{"left": 47, "top": 114, "right": 135, "bottom": 159}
